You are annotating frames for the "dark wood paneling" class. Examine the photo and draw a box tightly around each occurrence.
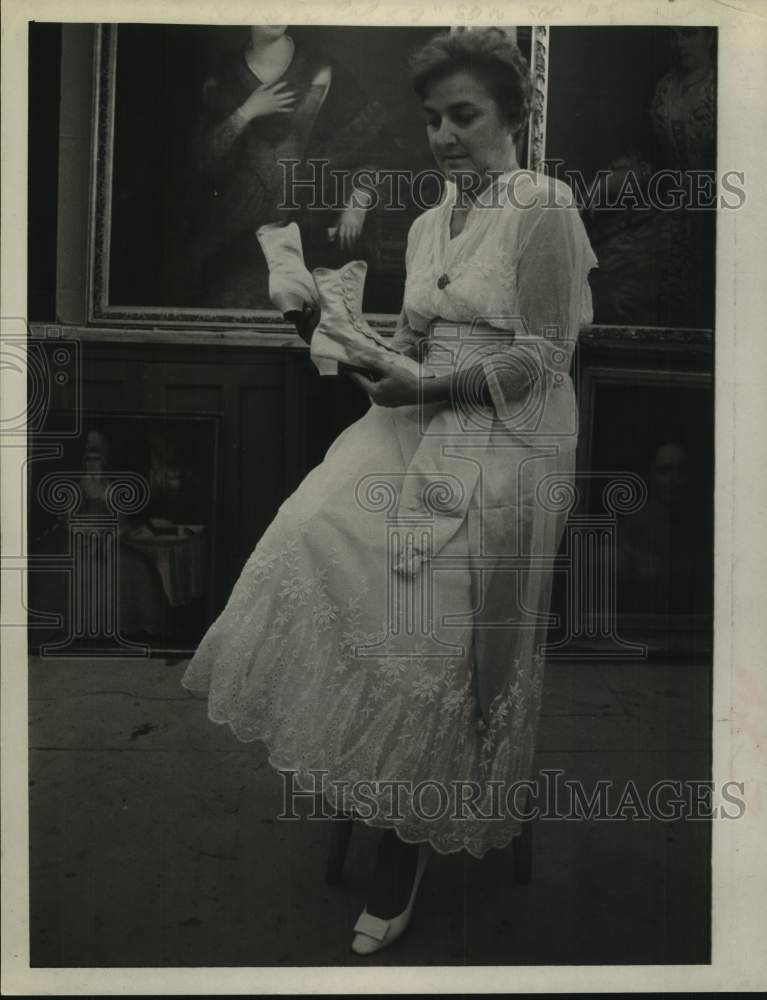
[162,384,223,413]
[30,332,713,650]
[237,386,285,563]
[82,378,136,411]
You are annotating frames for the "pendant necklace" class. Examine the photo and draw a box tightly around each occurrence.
[437,207,463,290]
[436,169,509,291]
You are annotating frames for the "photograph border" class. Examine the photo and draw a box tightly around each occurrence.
[3,0,766,995]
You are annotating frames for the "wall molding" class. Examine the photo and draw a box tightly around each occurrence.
[30,321,714,354]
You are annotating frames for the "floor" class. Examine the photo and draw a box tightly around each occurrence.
[28,654,711,967]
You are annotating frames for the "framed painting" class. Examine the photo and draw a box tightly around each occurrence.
[27,410,221,655]
[545,25,717,331]
[88,24,539,329]
[577,365,713,650]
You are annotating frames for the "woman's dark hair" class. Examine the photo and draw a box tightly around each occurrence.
[409,28,532,136]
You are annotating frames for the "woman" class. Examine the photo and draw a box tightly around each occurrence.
[182,28,597,954]
[173,25,393,308]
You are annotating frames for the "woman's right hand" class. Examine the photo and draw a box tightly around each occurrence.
[237,81,296,124]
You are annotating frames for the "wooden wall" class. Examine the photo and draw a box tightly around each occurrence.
[30,332,372,626]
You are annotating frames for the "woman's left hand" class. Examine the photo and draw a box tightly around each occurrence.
[345,358,421,407]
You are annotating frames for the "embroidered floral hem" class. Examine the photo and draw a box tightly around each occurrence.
[182,403,552,858]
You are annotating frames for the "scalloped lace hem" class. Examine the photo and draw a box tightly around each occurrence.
[182,675,525,861]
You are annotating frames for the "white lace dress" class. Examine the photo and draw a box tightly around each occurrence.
[182,170,598,857]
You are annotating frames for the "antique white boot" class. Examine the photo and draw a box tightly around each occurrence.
[310,261,435,379]
[256,221,320,317]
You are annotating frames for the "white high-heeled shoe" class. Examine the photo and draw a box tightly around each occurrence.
[256,221,319,316]
[351,842,430,956]
[311,261,435,379]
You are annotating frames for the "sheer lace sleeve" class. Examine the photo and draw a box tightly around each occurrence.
[388,215,431,358]
[388,308,423,359]
[478,191,598,423]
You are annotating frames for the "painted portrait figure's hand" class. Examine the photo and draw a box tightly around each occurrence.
[237,81,296,124]
[336,205,368,251]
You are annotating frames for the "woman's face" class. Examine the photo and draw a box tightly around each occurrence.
[422,70,517,188]
[251,25,288,43]
[650,443,689,508]
[674,28,713,71]
[83,431,109,472]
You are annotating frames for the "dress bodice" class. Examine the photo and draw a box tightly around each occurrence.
[402,170,597,342]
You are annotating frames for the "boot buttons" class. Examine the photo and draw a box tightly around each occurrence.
[342,288,366,335]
